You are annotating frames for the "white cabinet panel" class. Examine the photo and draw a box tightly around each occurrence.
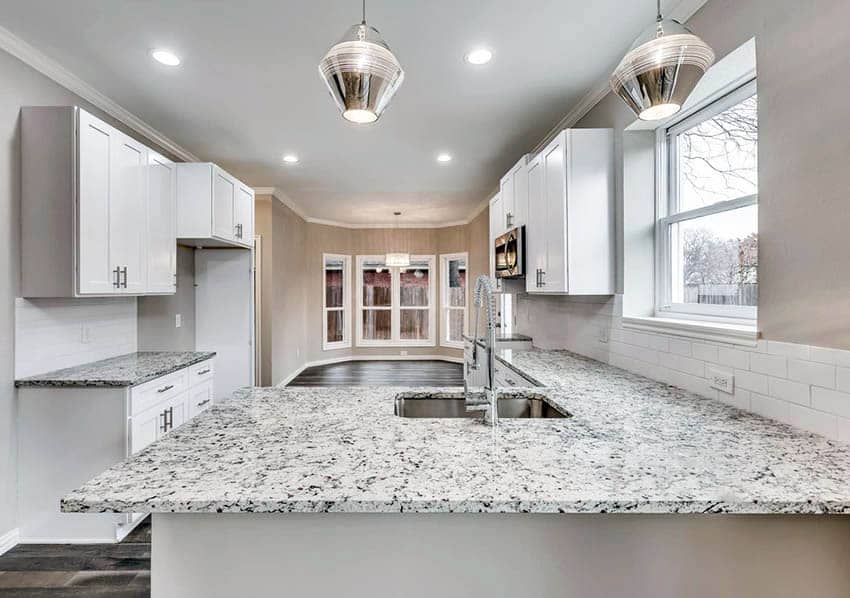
[131,403,164,454]
[188,380,214,418]
[235,185,254,244]
[526,156,546,293]
[542,138,567,293]
[213,169,236,241]
[110,133,148,294]
[147,152,177,293]
[499,155,529,231]
[77,110,114,295]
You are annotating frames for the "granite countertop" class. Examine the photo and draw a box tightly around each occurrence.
[62,349,850,514]
[15,351,216,388]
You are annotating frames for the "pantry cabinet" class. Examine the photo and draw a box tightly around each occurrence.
[21,106,177,297]
[177,162,255,248]
[525,129,615,295]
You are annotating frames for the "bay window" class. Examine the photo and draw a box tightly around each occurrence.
[657,80,758,323]
[440,253,468,348]
[323,254,351,350]
[356,255,435,346]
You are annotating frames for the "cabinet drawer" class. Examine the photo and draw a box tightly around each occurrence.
[188,380,214,418]
[131,369,189,416]
[189,359,214,387]
[130,390,189,454]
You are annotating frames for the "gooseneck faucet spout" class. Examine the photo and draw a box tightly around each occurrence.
[464,275,499,425]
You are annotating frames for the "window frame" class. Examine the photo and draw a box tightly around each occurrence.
[322,253,352,351]
[355,254,436,348]
[655,79,758,324]
[439,252,469,349]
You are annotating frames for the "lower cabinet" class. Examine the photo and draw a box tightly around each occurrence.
[17,358,215,543]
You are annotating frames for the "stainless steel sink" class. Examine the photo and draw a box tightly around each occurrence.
[394,393,569,419]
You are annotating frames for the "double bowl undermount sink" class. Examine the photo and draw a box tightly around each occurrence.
[394,392,569,419]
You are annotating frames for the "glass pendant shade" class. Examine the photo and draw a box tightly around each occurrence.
[318,23,404,124]
[385,253,411,268]
[610,19,715,121]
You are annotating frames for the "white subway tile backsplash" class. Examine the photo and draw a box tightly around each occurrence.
[766,340,811,360]
[691,343,719,363]
[717,347,750,370]
[750,353,788,378]
[15,297,137,378]
[514,295,850,441]
[734,369,769,395]
[811,387,850,419]
[767,377,811,406]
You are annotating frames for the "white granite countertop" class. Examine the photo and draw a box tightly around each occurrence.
[15,351,216,388]
[62,349,850,514]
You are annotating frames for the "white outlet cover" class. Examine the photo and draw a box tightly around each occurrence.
[707,366,735,395]
[175,314,182,328]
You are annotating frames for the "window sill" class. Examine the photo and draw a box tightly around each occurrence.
[621,316,758,347]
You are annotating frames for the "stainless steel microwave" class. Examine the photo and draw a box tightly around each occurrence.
[494,226,525,279]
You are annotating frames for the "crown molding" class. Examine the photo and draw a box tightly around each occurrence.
[531,0,710,155]
[253,187,276,196]
[0,24,200,162]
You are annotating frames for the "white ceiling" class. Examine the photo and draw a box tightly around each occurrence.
[0,1,692,226]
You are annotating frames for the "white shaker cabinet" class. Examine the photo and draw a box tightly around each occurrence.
[499,154,529,231]
[488,192,503,291]
[21,106,177,297]
[525,129,615,295]
[177,163,255,248]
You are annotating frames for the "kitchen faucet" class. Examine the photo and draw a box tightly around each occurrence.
[465,275,498,425]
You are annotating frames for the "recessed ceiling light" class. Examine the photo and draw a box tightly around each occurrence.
[465,48,493,65]
[436,153,452,163]
[283,154,300,164]
[150,49,181,67]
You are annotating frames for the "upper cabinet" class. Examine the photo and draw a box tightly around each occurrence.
[21,107,176,297]
[525,129,615,295]
[498,154,530,234]
[177,163,254,249]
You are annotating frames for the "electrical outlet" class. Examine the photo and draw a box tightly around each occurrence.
[599,327,609,343]
[80,325,91,344]
[707,366,734,394]
[175,314,182,328]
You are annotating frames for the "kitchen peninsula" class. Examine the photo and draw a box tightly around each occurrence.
[63,349,850,598]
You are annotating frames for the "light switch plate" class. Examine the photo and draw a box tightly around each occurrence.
[707,366,734,394]
[175,314,182,328]
[599,327,609,343]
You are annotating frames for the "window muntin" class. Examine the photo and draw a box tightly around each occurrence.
[356,255,435,346]
[658,81,758,322]
[323,254,351,350]
[440,253,468,348]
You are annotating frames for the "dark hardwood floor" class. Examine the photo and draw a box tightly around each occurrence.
[0,518,151,597]
[287,359,464,387]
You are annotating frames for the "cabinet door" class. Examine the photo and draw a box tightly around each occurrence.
[499,174,513,231]
[235,185,254,245]
[147,152,177,293]
[488,194,502,286]
[513,160,529,228]
[131,404,164,454]
[188,380,214,418]
[110,132,149,294]
[167,393,189,431]
[77,110,115,294]
[542,137,568,293]
[525,157,546,293]
[212,168,236,241]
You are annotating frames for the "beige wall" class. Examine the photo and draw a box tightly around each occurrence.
[259,197,489,384]
[137,246,197,351]
[255,196,274,386]
[561,0,850,349]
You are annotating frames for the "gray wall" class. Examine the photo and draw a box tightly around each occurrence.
[0,46,182,539]
[566,0,850,349]
[137,246,197,351]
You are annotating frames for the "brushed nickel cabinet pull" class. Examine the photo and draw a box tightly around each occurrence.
[157,384,174,393]
[197,369,210,376]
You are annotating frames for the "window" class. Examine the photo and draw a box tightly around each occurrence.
[322,254,351,350]
[440,253,468,348]
[657,80,758,323]
[356,255,435,346]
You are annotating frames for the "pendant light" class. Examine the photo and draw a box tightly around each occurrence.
[610,0,715,121]
[385,211,410,268]
[318,0,405,124]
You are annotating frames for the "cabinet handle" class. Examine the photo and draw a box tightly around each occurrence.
[113,267,121,288]
[196,399,211,407]
[235,223,243,239]
[165,407,174,431]
[506,378,517,386]
[540,270,546,287]
[506,212,513,228]
[159,411,168,433]
[120,266,128,289]
[157,384,174,393]
[196,369,211,376]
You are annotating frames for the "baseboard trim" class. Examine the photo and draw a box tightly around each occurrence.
[278,355,464,387]
[0,528,19,555]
